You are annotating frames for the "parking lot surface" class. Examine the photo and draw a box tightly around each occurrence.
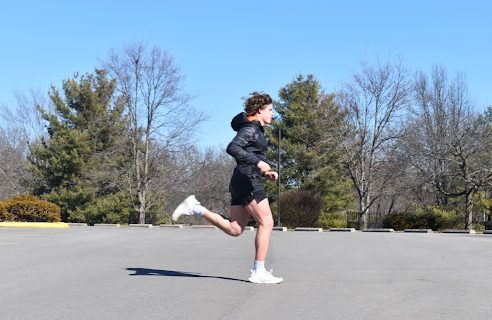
[1,227,491,320]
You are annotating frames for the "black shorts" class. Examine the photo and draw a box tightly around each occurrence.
[229,166,267,206]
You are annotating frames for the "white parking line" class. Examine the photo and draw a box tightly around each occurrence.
[0,237,50,240]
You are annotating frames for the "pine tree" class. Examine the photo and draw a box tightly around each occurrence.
[266,74,353,227]
[28,70,130,222]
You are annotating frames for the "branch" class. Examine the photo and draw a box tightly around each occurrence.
[0,166,19,194]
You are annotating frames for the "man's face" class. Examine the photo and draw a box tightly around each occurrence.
[258,104,273,125]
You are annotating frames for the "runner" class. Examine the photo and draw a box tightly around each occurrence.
[172,91,283,284]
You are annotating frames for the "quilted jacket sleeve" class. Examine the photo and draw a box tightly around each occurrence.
[226,125,261,165]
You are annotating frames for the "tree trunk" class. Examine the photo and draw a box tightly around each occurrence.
[138,131,151,225]
[465,188,474,230]
[359,195,368,230]
[138,189,146,224]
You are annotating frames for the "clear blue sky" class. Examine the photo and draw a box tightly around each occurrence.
[1,0,491,149]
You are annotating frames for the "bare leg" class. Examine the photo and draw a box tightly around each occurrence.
[202,205,249,237]
[244,198,274,261]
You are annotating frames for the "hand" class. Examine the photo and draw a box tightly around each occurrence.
[264,171,278,181]
[257,161,271,173]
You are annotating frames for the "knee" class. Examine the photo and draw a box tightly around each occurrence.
[228,226,244,237]
[258,216,274,229]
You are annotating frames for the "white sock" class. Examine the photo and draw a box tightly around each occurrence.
[192,204,207,216]
[253,260,266,273]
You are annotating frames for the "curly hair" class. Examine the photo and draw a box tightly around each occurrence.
[243,92,273,116]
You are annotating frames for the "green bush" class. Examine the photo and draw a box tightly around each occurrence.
[70,191,133,225]
[0,195,61,222]
[319,211,347,228]
[43,185,95,222]
[145,198,171,225]
[382,213,417,230]
[475,223,485,233]
[383,206,463,231]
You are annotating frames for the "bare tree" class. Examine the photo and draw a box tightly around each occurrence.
[0,126,26,198]
[0,92,49,199]
[188,148,235,215]
[163,146,235,224]
[1,91,50,142]
[370,134,416,218]
[102,42,205,223]
[337,58,412,229]
[411,67,492,229]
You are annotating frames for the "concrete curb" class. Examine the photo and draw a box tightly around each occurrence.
[244,226,255,231]
[68,223,88,227]
[483,230,492,234]
[329,228,357,232]
[159,224,184,229]
[362,228,395,233]
[93,224,121,228]
[272,227,287,232]
[129,224,153,229]
[295,227,323,232]
[404,229,433,233]
[0,222,69,229]
[190,225,217,229]
[442,229,476,234]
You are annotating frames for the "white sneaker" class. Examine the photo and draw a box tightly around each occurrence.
[248,269,283,284]
[172,195,200,221]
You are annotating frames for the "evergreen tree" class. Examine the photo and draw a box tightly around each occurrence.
[266,74,353,227]
[28,70,130,222]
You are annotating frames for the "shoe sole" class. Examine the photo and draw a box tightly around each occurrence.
[248,277,283,284]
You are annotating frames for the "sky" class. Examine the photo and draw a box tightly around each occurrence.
[1,0,491,149]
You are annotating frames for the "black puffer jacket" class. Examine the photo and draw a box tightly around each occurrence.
[226,112,268,169]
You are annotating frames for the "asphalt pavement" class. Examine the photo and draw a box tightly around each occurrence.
[1,227,491,320]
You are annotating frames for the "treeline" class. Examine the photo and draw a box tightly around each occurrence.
[1,44,491,229]
[0,43,233,225]
[266,62,491,231]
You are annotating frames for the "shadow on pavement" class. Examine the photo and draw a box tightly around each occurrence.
[126,267,250,283]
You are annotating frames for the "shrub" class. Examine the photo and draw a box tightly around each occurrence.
[70,191,133,225]
[0,202,15,221]
[382,213,416,230]
[43,186,94,222]
[383,206,463,231]
[0,194,61,222]
[319,211,347,228]
[475,223,485,233]
[279,190,322,228]
[425,206,463,230]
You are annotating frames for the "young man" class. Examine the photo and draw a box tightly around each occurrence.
[172,92,283,284]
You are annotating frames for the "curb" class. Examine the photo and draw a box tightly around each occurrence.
[0,222,69,229]
[160,224,184,229]
[244,226,255,231]
[272,227,287,232]
[404,229,433,233]
[190,225,217,229]
[362,228,395,233]
[484,230,492,234]
[68,223,88,227]
[129,224,153,229]
[295,227,323,232]
[442,229,476,234]
[93,224,121,228]
[330,228,357,232]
